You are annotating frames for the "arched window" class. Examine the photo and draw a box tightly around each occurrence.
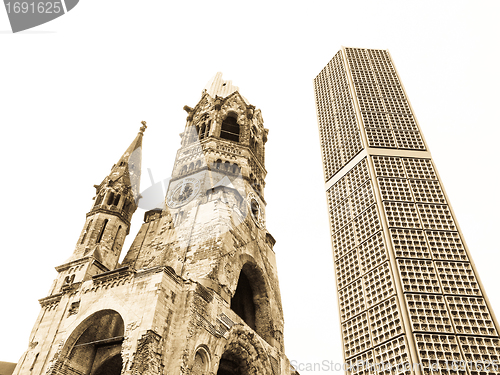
[106,192,115,205]
[206,120,211,137]
[232,164,239,174]
[192,348,210,375]
[59,310,124,375]
[216,345,255,375]
[123,199,131,213]
[189,162,194,172]
[29,353,38,371]
[221,113,240,142]
[215,159,222,170]
[112,226,123,254]
[224,161,230,171]
[217,356,240,375]
[80,219,93,244]
[200,124,206,140]
[231,271,256,330]
[195,160,202,169]
[113,194,121,206]
[97,219,108,243]
[181,165,187,175]
[230,263,273,345]
[95,193,104,206]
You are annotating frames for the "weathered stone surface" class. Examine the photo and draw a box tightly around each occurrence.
[14,76,295,375]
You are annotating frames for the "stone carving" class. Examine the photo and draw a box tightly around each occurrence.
[130,331,163,375]
[28,341,38,349]
[44,340,65,375]
[67,301,80,316]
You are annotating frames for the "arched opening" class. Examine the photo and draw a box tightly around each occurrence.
[96,219,108,244]
[107,192,115,205]
[206,120,211,137]
[230,263,274,345]
[216,348,252,375]
[217,356,241,375]
[215,159,222,170]
[95,193,104,206]
[81,219,93,244]
[215,327,272,375]
[200,124,206,140]
[192,347,210,375]
[123,199,132,213]
[231,271,256,330]
[60,310,124,375]
[112,226,123,254]
[221,113,240,142]
[93,354,122,375]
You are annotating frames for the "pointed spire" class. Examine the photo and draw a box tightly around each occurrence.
[108,121,146,202]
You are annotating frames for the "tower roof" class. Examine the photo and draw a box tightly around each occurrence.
[107,122,146,201]
[204,72,249,104]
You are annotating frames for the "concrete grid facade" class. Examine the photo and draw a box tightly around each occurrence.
[314,47,500,375]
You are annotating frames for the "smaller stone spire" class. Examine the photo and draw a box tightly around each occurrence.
[139,120,147,135]
[107,121,146,202]
[69,122,148,271]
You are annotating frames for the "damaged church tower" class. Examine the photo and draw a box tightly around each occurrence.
[14,74,296,375]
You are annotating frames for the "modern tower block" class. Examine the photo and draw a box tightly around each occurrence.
[314,47,500,375]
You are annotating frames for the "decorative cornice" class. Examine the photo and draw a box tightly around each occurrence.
[55,257,93,272]
[39,293,62,308]
[135,266,183,285]
[92,266,134,283]
[60,281,82,295]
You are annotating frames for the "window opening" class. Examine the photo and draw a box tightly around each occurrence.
[95,193,104,206]
[123,200,131,213]
[63,310,124,375]
[221,115,240,142]
[230,271,256,330]
[29,353,39,371]
[97,219,108,243]
[206,120,211,137]
[112,226,122,254]
[81,219,93,244]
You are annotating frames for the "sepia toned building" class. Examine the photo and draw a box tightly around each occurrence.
[314,47,500,375]
[14,74,296,375]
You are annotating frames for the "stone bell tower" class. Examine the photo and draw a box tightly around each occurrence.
[13,74,297,375]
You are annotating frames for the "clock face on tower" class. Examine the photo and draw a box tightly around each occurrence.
[247,192,265,229]
[166,177,201,208]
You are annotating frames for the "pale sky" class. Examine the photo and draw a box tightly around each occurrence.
[1,1,500,374]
